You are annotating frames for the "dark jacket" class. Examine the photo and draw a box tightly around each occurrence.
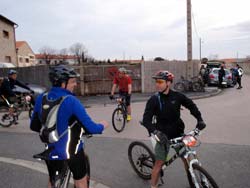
[0,77,31,97]
[143,90,203,139]
[218,68,225,79]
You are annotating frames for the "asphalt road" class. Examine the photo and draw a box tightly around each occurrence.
[0,75,250,188]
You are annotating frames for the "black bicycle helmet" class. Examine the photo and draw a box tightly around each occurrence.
[8,69,17,75]
[49,65,80,86]
[152,70,174,82]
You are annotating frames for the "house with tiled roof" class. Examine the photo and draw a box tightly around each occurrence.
[0,14,18,66]
[35,54,78,65]
[16,41,36,67]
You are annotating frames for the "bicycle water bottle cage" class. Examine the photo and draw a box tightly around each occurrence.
[40,94,68,144]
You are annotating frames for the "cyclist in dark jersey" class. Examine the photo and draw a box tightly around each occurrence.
[30,65,109,188]
[0,69,34,104]
[142,70,206,188]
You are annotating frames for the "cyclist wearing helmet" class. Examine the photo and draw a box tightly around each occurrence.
[30,65,109,188]
[0,69,34,104]
[110,67,132,121]
[142,70,206,188]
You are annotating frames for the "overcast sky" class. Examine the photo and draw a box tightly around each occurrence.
[1,0,250,60]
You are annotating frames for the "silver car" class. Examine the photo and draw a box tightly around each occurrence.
[207,68,233,87]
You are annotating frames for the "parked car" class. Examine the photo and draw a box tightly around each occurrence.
[203,62,224,84]
[13,83,47,99]
[207,68,233,87]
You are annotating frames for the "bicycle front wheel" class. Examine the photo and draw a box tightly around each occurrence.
[174,82,185,92]
[112,107,126,132]
[190,163,219,188]
[128,141,155,180]
[0,106,14,127]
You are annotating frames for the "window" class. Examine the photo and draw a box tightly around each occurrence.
[3,30,9,39]
[25,58,29,63]
[5,56,11,62]
[19,57,23,63]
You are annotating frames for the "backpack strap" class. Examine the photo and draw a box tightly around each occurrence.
[154,92,163,111]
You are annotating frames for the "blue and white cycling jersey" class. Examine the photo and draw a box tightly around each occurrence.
[30,87,104,160]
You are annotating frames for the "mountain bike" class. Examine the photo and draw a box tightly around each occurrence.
[0,93,33,127]
[33,135,91,188]
[174,76,205,92]
[111,96,128,132]
[128,126,219,188]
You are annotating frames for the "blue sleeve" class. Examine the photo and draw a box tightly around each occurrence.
[70,97,104,134]
[30,94,43,131]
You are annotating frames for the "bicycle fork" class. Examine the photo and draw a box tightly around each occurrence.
[185,151,209,188]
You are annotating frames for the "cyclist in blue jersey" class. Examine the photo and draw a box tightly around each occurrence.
[30,65,109,188]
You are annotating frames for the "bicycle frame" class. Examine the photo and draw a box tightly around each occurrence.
[115,97,128,116]
[150,135,200,169]
[128,128,219,188]
[0,93,33,127]
[149,130,204,186]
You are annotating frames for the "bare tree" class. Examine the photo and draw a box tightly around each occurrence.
[39,46,57,64]
[59,48,69,62]
[70,43,88,65]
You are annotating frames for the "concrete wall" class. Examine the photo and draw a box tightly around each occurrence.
[0,60,203,95]
[0,20,17,64]
[142,60,199,93]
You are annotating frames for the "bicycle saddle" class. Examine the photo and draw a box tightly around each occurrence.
[33,147,54,160]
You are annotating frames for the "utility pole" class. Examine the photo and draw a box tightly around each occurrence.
[186,0,193,79]
[199,37,202,61]
[187,0,192,61]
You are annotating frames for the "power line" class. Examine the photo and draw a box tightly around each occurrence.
[191,5,200,39]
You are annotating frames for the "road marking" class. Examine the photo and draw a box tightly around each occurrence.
[0,157,110,188]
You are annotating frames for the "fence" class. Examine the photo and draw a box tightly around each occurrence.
[142,60,200,93]
[4,60,249,95]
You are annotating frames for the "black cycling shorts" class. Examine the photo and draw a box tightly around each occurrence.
[119,91,131,106]
[46,149,87,181]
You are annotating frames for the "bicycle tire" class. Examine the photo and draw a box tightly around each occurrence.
[190,163,219,188]
[112,107,126,132]
[174,82,185,92]
[192,82,202,92]
[128,141,155,180]
[0,106,14,127]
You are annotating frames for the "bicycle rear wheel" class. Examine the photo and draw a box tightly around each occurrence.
[192,82,203,92]
[128,141,155,180]
[0,106,14,127]
[190,163,219,188]
[112,107,126,132]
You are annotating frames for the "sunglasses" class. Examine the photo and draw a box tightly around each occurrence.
[155,79,166,84]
